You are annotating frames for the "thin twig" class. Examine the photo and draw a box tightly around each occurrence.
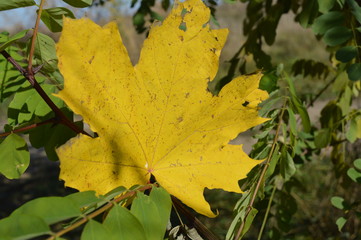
[47,185,153,240]
[27,0,46,72]
[307,76,337,108]
[234,100,287,240]
[0,50,89,136]
[0,118,57,138]
[257,183,276,240]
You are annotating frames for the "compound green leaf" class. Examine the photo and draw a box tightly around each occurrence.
[0,133,29,179]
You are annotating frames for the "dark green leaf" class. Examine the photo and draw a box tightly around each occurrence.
[81,220,112,240]
[131,192,163,240]
[29,117,80,161]
[104,205,146,240]
[287,107,297,136]
[0,133,29,179]
[239,207,258,238]
[41,8,75,32]
[0,214,50,239]
[315,128,331,148]
[312,11,345,35]
[296,0,319,27]
[318,0,336,13]
[347,0,361,24]
[284,73,311,132]
[347,63,361,81]
[336,217,347,231]
[323,26,352,46]
[0,0,35,11]
[259,72,278,93]
[280,146,296,180]
[62,0,92,8]
[336,46,358,62]
[11,197,81,224]
[0,30,29,51]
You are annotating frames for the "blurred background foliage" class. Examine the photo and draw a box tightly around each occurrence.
[0,0,361,239]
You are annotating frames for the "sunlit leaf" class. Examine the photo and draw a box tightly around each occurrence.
[56,0,268,217]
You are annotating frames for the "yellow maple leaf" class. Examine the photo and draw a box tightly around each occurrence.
[56,0,268,217]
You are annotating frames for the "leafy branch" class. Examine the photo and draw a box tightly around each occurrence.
[234,100,287,240]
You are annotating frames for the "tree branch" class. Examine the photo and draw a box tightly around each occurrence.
[0,118,57,138]
[0,50,89,136]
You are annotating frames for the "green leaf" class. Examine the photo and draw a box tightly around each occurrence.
[287,107,297,136]
[103,205,146,240]
[0,133,29,179]
[65,191,99,209]
[336,46,358,63]
[11,197,81,224]
[331,196,347,210]
[347,63,361,81]
[29,116,80,161]
[81,220,112,240]
[323,26,352,46]
[0,214,50,239]
[337,85,352,115]
[346,0,361,24]
[32,33,58,72]
[41,8,75,32]
[0,30,29,51]
[312,11,345,35]
[265,145,280,179]
[131,192,164,240]
[347,168,361,183]
[239,207,258,239]
[8,83,64,125]
[0,0,35,11]
[296,0,319,27]
[62,0,92,8]
[346,118,358,143]
[318,0,336,13]
[353,158,361,170]
[315,128,331,148]
[149,186,172,234]
[336,217,347,231]
[280,146,296,180]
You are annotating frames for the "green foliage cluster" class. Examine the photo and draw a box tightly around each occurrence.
[0,0,361,239]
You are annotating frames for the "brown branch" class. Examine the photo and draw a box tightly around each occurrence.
[0,50,89,136]
[47,185,154,240]
[27,0,45,71]
[0,118,57,138]
[234,100,287,240]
